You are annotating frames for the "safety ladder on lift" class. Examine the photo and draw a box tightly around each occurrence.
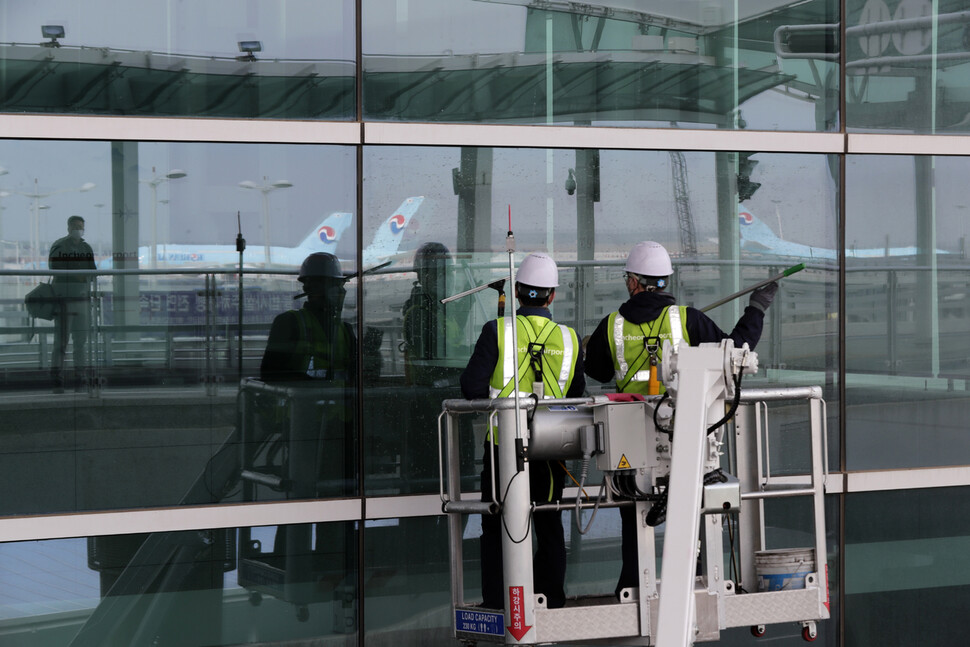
[438,340,829,646]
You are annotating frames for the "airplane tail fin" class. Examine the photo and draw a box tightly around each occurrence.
[362,196,424,266]
[298,211,353,251]
[738,206,782,253]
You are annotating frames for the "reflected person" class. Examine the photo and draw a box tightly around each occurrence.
[49,215,96,393]
[260,252,357,497]
[583,240,777,598]
[261,252,354,385]
[402,241,459,385]
[401,242,471,492]
[260,252,356,562]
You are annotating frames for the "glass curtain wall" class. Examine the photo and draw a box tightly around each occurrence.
[845,487,970,645]
[362,0,839,131]
[0,522,359,647]
[0,0,356,119]
[845,154,970,470]
[845,0,970,134]
[1,1,969,646]
[361,145,840,497]
[0,140,358,514]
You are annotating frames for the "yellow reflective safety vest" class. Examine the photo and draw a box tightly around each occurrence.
[488,314,579,400]
[291,308,353,382]
[608,305,690,394]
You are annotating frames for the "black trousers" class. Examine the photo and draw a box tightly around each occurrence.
[616,504,640,596]
[480,441,566,609]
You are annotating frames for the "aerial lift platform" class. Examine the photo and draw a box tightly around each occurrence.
[439,340,829,646]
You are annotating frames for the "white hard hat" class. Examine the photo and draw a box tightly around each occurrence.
[516,252,559,288]
[625,241,673,277]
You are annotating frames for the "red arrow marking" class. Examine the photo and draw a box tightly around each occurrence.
[507,585,532,641]
[824,564,830,612]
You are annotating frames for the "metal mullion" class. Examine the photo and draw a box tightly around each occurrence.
[0,114,361,145]
[364,121,845,153]
[0,498,363,543]
[4,114,967,158]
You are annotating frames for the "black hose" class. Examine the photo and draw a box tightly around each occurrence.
[706,370,744,435]
[654,391,673,437]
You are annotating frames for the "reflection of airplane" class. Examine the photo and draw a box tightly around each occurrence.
[362,196,424,267]
[98,197,423,269]
[739,207,945,259]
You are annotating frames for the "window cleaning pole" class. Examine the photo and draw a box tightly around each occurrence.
[700,263,804,313]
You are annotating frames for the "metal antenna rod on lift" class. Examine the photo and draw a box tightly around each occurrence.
[236,211,246,382]
[699,263,805,313]
[506,205,523,442]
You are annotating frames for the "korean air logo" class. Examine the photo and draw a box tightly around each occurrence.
[389,214,406,234]
[739,210,754,226]
[318,225,337,244]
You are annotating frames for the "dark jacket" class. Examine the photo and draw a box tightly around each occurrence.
[260,301,356,383]
[584,290,764,384]
[49,235,95,298]
[460,306,586,399]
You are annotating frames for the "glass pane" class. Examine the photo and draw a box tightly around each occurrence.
[0,1,355,119]
[846,0,970,134]
[363,516,457,644]
[360,145,839,489]
[362,0,839,131]
[716,495,840,647]
[0,522,357,646]
[845,154,970,470]
[846,488,970,644]
[0,139,359,513]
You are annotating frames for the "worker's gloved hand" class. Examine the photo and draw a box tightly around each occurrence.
[749,281,778,312]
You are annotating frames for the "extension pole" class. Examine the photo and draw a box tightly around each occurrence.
[700,263,805,313]
[236,211,246,383]
[439,276,510,305]
[506,205,522,442]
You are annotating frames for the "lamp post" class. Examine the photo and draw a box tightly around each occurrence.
[141,168,187,269]
[13,179,96,265]
[238,178,293,266]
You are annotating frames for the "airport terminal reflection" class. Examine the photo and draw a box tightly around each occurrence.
[3,142,969,645]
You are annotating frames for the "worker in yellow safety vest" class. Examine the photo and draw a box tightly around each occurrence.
[460,251,585,610]
[584,240,778,597]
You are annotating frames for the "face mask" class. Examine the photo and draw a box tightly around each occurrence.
[325,283,347,312]
[69,229,84,240]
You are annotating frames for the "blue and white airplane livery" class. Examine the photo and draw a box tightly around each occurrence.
[99,196,423,270]
[739,206,942,259]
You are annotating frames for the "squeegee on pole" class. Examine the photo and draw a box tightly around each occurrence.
[700,263,805,313]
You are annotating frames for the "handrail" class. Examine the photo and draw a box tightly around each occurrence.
[442,386,822,414]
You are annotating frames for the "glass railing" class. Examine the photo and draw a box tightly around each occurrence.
[2,268,311,394]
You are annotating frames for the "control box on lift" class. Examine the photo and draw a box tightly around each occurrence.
[593,401,653,472]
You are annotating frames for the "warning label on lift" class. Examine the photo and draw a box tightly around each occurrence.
[616,454,631,469]
[455,609,504,637]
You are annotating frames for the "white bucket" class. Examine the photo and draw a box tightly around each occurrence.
[755,548,815,592]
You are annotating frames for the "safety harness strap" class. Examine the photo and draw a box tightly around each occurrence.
[497,316,564,398]
[613,307,681,391]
